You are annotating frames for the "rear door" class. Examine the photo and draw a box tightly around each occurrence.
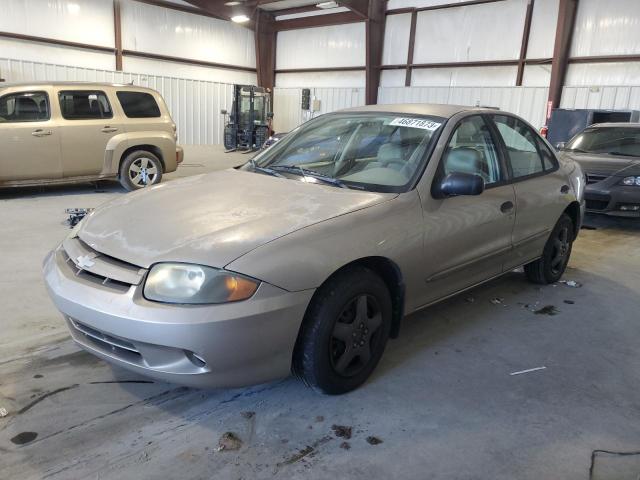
[489,114,570,269]
[0,89,61,182]
[418,115,516,305]
[56,89,120,177]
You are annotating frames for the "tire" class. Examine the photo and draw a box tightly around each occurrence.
[293,266,392,395]
[119,150,163,191]
[524,213,574,284]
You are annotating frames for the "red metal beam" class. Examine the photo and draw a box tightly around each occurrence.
[386,0,506,15]
[366,0,385,104]
[0,31,115,53]
[113,0,123,71]
[405,10,417,86]
[181,0,256,28]
[337,0,369,19]
[275,66,365,73]
[547,0,578,117]
[122,50,257,72]
[515,0,535,86]
[275,11,363,30]
[133,0,230,21]
[255,10,277,90]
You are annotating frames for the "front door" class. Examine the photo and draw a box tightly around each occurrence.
[418,115,516,306]
[56,89,119,177]
[0,90,61,182]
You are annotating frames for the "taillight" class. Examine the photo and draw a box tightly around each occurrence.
[540,126,548,138]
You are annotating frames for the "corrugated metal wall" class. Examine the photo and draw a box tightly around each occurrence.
[561,85,640,110]
[1,57,234,145]
[272,87,365,132]
[378,86,550,128]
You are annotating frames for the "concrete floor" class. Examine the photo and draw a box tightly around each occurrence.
[1,146,639,479]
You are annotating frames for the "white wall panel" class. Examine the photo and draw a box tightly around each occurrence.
[527,0,559,59]
[1,57,235,145]
[413,0,527,63]
[380,69,407,87]
[382,14,412,66]
[571,0,640,57]
[273,87,365,132]
[561,85,640,111]
[521,64,552,87]
[276,24,366,69]
[123,57,256,85]
[378,86,549,128]
[0,0,114,47]
[121,0,255,68]
[0,38,116,71]
[275,71,365,88]
[411,66,518,87]
[565,62,640,86]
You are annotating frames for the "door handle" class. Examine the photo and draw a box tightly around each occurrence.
[101,126,118,133]
[500,201,514,213]
[560,185,570,194]
[31,129,52,137]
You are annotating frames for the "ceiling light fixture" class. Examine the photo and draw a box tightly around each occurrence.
[225,1,242,5]
[316,1,338,8]
[231,14,250,23]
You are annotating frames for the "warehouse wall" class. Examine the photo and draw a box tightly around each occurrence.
[0,0,256,85]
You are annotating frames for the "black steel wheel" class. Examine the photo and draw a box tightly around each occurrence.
[293,266,392,395]
[525,213,574,284]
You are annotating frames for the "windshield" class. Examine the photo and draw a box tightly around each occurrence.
[245,112,445,192]
[566,127,640,157]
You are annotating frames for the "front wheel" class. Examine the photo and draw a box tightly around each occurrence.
[119,150,163,191]
[293,266,392,395]
[524,213,574,284]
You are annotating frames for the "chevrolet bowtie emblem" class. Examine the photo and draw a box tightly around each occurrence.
[77,255,96,269]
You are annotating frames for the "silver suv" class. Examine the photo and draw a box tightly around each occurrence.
[0,82,183,190]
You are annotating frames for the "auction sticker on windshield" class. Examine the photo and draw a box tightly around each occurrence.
[389,117,442,130]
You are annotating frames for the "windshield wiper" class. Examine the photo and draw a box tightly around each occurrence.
[607,151,639,158]
[248,158,285,178]
[270,165,350,189]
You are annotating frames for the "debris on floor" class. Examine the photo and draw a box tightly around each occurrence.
[340,441,351,450]
[0,407,8,418]
[331,425,352,439]
[510,366,547,376]
[215,432,242,452]
[564,300,575,305]
[65,208,94,228]
[534,305,559,316]
[10,432,38,445]
[559,280,582,288]
[490,297,505,305]
[366,436,383,445]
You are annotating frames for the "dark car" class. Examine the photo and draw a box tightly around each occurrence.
[559,123,640,217]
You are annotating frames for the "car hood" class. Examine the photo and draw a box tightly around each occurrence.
[78,169,395,269]
[561,152,640,176]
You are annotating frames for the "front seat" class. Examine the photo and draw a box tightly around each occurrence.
[366,143,404,170]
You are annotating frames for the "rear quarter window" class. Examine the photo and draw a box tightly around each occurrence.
[116,91,161,118]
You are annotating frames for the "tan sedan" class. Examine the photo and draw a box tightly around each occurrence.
[43,104,585,394]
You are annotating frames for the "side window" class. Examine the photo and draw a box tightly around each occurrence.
[441,116,502,186]
[59,91,113,120]
[0,91,50,123]
[493,115,545,179]
[536,137,559,171]
[116,91,161,118]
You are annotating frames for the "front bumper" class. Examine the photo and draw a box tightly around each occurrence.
[585,183,640,217]
[43,248,314,388]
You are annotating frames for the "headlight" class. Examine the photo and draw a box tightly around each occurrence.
[144,263,259,304]
[621,176,640,186]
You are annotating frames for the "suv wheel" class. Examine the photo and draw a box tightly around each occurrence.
[293,266,392,395]
[119,150,163,191]
[524,213,574,284]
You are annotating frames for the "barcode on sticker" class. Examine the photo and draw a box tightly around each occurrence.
[389,118,441,130]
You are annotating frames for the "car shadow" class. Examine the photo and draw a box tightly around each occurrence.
[0,180,126,200]
[583,212,640,232]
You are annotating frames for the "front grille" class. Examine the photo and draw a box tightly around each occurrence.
[586,173,608,184]
[586,199,609,210]
[61,236,146,291]
[70,319,143,364]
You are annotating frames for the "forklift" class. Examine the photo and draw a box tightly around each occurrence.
[221,85,273,152]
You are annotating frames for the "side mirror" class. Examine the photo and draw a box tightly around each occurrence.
[439,172,485,197]
[555,142,566,151]
[267,112,274,119]
[220,109,227,115]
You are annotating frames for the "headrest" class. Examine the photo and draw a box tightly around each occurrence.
[444,147,482,176]
[377,143,402,163]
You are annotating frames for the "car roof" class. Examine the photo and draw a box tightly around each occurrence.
[588,122,640,128]
[0,81,157,92]
[337,103,500,119]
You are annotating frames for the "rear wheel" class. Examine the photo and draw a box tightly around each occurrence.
[119,150,163,191]
[293,266,392,395]
[524,213,574,284]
